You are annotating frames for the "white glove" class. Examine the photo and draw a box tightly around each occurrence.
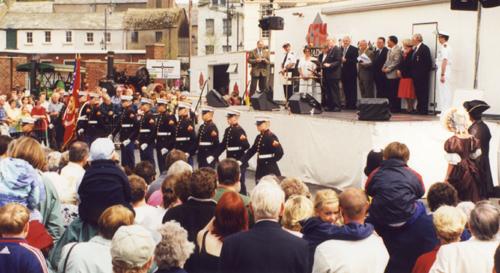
[237,160,242,166]
[185,153,190,158]
[140,143,148,151]
[207,156,215,164]
[122,139,131,146]
[49,124,54,129]
[161,148,168,155]
[108,134,113,140]
[78,128,84,135]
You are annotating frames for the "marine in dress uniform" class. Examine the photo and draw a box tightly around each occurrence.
[437,31,453,113]
[137,98,156,166]
[100,96,117,136]
[240,116,284,181]
[112,95,138,170]
[76,91,90,142]
[174,102,197,166]
[86,92,106,145]
[155,98,177,173]
[216,109,250,194]
[197,106,220,169]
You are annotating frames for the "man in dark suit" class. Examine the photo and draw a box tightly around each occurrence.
[219,181,309,273]
[373,37,389,99]
[410,33,433,115]
[341,36,359,110]
[320,38,343,112]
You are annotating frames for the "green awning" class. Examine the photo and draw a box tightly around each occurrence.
[16,62,55,73]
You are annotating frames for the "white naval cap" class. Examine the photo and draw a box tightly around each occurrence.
[226,109,241,117]
[140,98,153,105]
[78,91,88,97]
[178,101,192,109]
[156,98,168,105]
[438,31,450,37]
[21,117,36,124]
[255,115,271,125]
[121,95,133,101]
[201,106,215,114]
[89,92,100,98]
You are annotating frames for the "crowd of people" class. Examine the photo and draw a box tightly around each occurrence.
[269,32,451,114]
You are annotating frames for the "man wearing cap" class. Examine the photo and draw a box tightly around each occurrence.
[437,31,453,112]
[112,95,139,170]
[216,109,250,194]
[76,91,90,142]
[137,98,156,166]
[464,100,493,199]
[240,116,284,181]
[20,117,37,139]
[111,225,155,273]
[197,106,220,168]
[281,42,298,100]
[100,94,118,136]
[86,93,106,145]
[155,98,177,173]
[174,102,197,165]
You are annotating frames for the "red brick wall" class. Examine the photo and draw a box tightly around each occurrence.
[146,44,166,60]
[0,56,28,95]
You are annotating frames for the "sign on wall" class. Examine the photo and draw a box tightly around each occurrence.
[146,59,181,79]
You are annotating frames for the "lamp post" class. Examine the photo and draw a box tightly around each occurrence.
[226,2,236,52]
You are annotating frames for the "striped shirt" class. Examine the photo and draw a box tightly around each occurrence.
[0,237,49,273]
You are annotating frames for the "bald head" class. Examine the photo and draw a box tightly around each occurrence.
[359,40,368,51]
[339,188,369,223]
[257,39,265,49]
[342,36,352,47]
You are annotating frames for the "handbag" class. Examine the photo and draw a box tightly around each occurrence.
[62,242,79,273]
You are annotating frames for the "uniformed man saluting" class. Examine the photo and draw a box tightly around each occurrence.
[155,98,177,173]
[137,98,156,166]
[240,115,284,182]
[197,106,220,169]
[216,109,250,194]
[112,95,138,170]
[174,102,197,166]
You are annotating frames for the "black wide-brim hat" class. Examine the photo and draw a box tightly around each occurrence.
[463,100,490,117]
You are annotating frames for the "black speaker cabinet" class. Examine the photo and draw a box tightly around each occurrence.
[268,16,284,30]
[289,93,322,114]
[206,89,229,108]
[451,0,479,10]
[481,0,500,8]
[358,98,391,121]
[251,92,279,111]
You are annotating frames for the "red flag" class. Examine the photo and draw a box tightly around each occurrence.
[62,55,81,149]
[198,72,205,89]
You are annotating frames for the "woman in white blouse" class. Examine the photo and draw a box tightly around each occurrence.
[298,46,320,102]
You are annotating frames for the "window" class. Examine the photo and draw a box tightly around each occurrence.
[64,59,75,66]
[26,32,33,44]
[44,31,51,43]
[205,45,214,55]
[65,31,72,43]
[206,19,214,36]
[223,19,232,36]
[155,31,163,43]
[220,0,226,6]
[86,32,94,43]
[222,45,231,53]
[131,31,139,43]
[261,29,270,38]
[156,0,162,8]
[105,32,111,43]
[211,0,218,5]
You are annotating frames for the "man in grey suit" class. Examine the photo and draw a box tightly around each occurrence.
[248,39,271,97]
[382,35,402,113]
[358,40,375,98]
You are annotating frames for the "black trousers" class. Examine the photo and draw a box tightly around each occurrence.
[342,74,358,109]
[249,75,268,97]
[283,84,294,101]
[387,79,401,113]
[414,76,430,114]
[374,75,388,99]
[323,78,341,110]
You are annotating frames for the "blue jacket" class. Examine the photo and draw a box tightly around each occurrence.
[0,237,48,273]
[365,158,425,225]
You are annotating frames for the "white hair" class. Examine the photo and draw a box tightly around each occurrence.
[166,160,193,177]
[155,221,195,270]
[46,151,62,172]
[251,180,285,220]
[456,201,475,221]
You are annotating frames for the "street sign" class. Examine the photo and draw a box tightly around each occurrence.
[146,59,181,79]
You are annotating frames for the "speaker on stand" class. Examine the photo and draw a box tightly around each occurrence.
[251,92,279,111]
[206,89,229,108]
[451,0,479,10]
[288,93,322,114]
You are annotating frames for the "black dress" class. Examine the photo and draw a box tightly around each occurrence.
[192,230,219,273]
[469,120,494,199]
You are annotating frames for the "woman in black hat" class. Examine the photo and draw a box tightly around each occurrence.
[464,100,493,199]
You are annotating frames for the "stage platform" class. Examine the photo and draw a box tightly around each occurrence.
[210,106,500,191]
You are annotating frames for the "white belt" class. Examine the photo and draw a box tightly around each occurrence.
[176,137,190,141]
[88,120,97,124]
[258,154,274,159]
[157,132,172,136]
[199,142,213,146]
[227,146,241,151]
[78,116,87,121]
[122,124,133,128]
[140,129,151,133]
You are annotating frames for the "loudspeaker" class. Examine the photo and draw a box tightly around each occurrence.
[481,0,500,8]
[99,80,116,97]
[451,0,479,10]
[358,98,391,121]
[258,16,284,30]
[206,89,229,108]
[251,92,279,111]
[289,93,322,114]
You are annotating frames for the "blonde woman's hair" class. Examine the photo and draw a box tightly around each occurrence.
[442,108,471,134]
[8,136,46,170]
[0,203,30,234]
[281,195,314,231]
[433,205,467,244]
[98,205,135,240]
[314,189,339,212]
[402,39,414,48]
